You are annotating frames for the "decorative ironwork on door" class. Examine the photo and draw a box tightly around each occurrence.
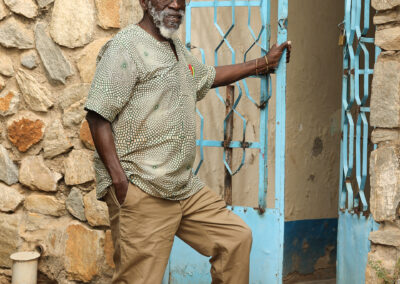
[337,0,379,283]
[162,0,289,283]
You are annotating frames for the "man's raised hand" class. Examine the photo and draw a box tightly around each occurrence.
[265,41,292,72]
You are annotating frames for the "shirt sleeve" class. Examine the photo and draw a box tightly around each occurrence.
[184,49,216,102]
[84,40,138,122]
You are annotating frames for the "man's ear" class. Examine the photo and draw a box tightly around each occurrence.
[139,0,148,11]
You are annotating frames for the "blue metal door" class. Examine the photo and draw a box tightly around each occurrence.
[161,0,289,283]
[337,0,379,283]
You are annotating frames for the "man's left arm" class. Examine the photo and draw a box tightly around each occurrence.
[212,41,291,88]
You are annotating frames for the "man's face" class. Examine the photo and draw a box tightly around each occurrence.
[147,0,185,39]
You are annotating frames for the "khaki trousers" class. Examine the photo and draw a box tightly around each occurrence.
[104,183,252,284]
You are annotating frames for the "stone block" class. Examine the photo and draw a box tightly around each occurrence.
[64,223,102,282]
[372,0,400,10]
[0,145,18,185]
[22,211,57,232]
[376,26,400,51]
[4,0,38,19]
[95,0,121,29]
[371,53,400,127]
[18,214,72,280]
[374,7,400,24]
[19,155,61,192]
[0,17,34,49]
[15,69,53,112]
[366,245,400,284]
[0,183,23,212]
[66,187,86,221]
[83,189,109,227]
[77,37,111,83]
[0,53,14,77]
[35,22,73,84]
[370,145,400,221]
[7,114,45,152]
[80,120,95,150]
[0,213,20,268]
[42,119,72,158]
[50,0,95,48]
[58,83,90,111]
[120,0,143,28]
[64,149,95,185]
[369,227,400,247]
[0,90,19,117]
[58,84,90,128]
[0,0,9,20]
[25,194,66,216]
[62,98,86,128]
[36,0,53,8]
[371,128,400,144]
[20,50,38,70]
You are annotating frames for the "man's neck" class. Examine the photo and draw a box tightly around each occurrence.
[138,14,171,43]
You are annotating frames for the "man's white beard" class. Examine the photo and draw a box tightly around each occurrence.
[147,1,185,39]
[159,26,177,39]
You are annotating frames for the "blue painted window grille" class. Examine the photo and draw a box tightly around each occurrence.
[186,0,288,211]
[337,1,380,284]
[339,0,380,214]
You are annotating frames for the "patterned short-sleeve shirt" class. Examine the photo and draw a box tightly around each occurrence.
[84,24,216,200]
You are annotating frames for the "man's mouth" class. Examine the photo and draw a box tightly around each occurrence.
[165,14,182,23]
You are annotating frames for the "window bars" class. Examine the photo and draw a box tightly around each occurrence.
[339,0,380,214]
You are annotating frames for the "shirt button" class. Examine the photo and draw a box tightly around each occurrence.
[186,166,191,170]
[129,174,134,179]
[154,104,159,110]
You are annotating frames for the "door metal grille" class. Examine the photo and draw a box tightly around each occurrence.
[337,0,380,283]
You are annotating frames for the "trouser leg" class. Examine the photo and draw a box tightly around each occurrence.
[105,183,181,284]
[176,186,253,284]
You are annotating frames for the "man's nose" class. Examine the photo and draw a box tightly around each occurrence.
[168,0,184,10]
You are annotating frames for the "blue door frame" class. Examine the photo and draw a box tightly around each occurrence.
[162,0,288,283]
[337,0,380,283]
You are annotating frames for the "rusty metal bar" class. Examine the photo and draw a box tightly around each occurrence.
[224,85,234,205]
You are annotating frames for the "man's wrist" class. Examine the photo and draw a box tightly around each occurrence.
[109,167,127,184]
[254,56,269,76]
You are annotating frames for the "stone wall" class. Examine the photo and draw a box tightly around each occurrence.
[0,0,143,283]
[366,1,400,283]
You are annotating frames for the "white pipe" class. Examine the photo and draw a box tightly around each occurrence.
[10,251,40,284]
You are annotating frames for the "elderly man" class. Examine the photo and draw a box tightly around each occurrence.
[85,0,291,282]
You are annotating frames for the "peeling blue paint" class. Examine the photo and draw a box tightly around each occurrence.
[283,218,338,276]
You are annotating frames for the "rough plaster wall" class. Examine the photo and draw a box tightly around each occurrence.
[285,0,343,220]
[188,0,343,220]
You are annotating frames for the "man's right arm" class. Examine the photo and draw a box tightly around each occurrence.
[86,110,128,205]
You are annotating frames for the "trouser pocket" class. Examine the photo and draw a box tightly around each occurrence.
[109,186,122,208]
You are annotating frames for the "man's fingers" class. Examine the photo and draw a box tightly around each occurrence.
[276,41,292,52]
[277,41,289,51]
